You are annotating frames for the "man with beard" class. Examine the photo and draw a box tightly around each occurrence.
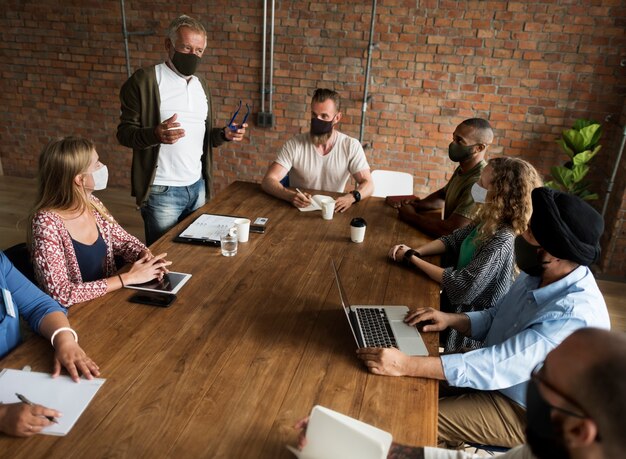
[389,118,493,237]
[117,15,247,245]
[356,188,610,448]
[297,328,626,459]
[261,88,373,212]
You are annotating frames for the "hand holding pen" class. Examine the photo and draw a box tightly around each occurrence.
[293,188,312,208]
[0,393,61,436]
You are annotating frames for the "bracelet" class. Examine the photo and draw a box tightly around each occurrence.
[403,249,421,265]
[50,327,78,348]
[118,274,125,287]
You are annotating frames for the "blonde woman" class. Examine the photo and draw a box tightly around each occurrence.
[389,157,542,352]
[30,137,170,307]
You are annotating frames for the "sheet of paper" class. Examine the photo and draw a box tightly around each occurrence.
[0,369,106,436]
[178,214,238,240]
[298,195,332,212]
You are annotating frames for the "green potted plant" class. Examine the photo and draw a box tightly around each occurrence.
[546,119,602,200]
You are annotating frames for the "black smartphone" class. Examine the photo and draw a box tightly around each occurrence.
[128,291,176,308]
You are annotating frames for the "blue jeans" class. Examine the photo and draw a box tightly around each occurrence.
[141,177,206,245]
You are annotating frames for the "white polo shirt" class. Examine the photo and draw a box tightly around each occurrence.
[154,62,208,186]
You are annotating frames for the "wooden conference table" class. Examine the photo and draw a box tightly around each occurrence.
[0,181,440,457]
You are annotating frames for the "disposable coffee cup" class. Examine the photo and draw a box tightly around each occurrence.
[350,217,367,243]
[233,218,251,242]
[321,198,336,220]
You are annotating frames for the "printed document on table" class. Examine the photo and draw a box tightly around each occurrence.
[0,369,106,436]
[178,214,239,240]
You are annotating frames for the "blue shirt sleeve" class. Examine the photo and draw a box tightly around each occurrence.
[1,252,66,335]
[441,317,587,401]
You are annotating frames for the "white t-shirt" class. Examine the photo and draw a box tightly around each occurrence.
[154,63,208,186]
[275,131,369,192]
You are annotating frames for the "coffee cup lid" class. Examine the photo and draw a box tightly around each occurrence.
[350,217,367,227]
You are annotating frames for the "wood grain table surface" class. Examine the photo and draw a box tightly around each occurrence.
[0,181,440,458]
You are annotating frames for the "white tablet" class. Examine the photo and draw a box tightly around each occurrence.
[125,272,192,295]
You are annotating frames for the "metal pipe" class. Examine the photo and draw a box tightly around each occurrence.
[120,0,131,78]
[261,0,267,113]
[602,122,626,218]
[359,0,377,143]
[268,0,275,112]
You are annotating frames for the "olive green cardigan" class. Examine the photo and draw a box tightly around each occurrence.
[116,65,225,206]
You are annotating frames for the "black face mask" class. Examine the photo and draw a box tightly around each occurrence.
[171,51,201,76]
[526,379,570,459]
[310,116,335,136]
[514,235,546,277]
[448,142,475,162]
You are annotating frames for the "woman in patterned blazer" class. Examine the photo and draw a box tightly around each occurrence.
[29,136,171,307]
[389,157,542,352]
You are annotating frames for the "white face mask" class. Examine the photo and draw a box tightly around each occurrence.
[471,181,488,204]
[91,165,109,191]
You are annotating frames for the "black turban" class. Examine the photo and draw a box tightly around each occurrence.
[530,187,604,266]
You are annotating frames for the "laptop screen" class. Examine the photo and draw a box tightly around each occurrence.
[331,260,360,347]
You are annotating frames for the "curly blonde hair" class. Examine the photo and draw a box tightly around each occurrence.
[475,157,542,243]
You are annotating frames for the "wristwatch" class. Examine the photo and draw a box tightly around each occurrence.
[351,190,361,203]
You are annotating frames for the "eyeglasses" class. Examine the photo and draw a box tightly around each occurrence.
[228,100,250,131]
[531,361,587,419]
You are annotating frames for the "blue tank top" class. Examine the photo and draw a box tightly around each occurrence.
[71,228,107,282]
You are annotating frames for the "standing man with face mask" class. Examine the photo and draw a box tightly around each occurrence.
[261,88,373,212]
[357,187,610,448]
[391,118,493,237]
[117,15,247,246]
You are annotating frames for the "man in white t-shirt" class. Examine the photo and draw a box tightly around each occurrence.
[117,15,247,245]
[261,89,373,212]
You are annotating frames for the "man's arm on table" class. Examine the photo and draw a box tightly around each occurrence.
[261,162,311,208]
[398,206,471,238]
[335,169,374,212]
[357,310,471,377]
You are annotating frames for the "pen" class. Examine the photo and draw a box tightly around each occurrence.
[295,188,310,201]
[15,393,58,423]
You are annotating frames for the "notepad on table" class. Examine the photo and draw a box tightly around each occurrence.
[298,195,334,212]
[0,369,106,436]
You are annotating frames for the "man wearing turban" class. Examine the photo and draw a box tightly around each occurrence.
[356,188,611,448]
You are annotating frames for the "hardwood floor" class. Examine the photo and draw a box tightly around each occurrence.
[1,175,624,331]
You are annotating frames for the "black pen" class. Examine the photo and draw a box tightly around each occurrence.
[15,393,58,423]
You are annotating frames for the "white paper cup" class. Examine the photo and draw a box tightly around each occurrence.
[321,198,336,220]
[233,218,251,243]
[350,217,367,243]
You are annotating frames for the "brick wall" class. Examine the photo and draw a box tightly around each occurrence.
[1,0,625,276]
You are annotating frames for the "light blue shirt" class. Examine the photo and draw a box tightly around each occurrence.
[0,252,66,359]
[441,266,610,407]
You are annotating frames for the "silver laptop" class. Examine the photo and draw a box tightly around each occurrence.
[331,260,428,356]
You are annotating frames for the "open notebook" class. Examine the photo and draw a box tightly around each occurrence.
[287,405,392,459]
[298,195,333,212]
[0,369,106,436]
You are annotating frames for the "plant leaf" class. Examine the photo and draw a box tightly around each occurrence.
[551,166,574,188]
[571,164,589,182]
[556,138,575,158]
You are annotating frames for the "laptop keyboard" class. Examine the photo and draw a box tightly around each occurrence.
[356,308,398,348]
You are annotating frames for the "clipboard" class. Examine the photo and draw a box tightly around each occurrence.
[174,213,245,246]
